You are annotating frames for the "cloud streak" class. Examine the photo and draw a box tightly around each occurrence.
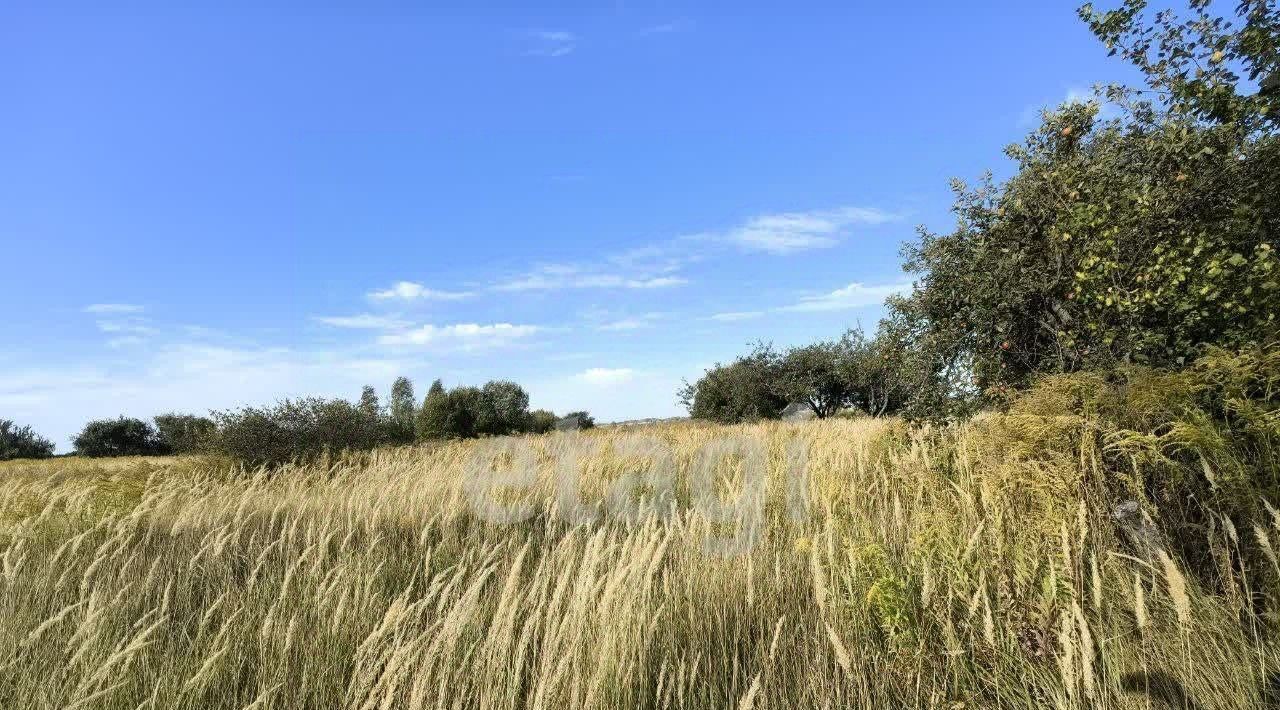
[368,281,474,302]
[721,207,899,254]
[575,367,637,386]
[314,314,412,330]
[524,30,576,57]
[377,323,541,349]
[84,303,144,314]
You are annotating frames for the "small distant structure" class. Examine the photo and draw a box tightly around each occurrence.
[554,411,595,431]
[781,402,815,422]
[554,415,582,431]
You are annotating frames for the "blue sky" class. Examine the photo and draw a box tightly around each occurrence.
[1,1,1141,449]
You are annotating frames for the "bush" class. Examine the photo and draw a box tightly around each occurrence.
[211,398,385,467]
[73,417,167,457]
[416,380,450,440]
[679,344,787,424]
[526,409,558,435]
[0,420,55,460]
[1005,345,1280,593]
[560,411,595,430]
[477,380,531,436]
[438,387,482,439]
[153,413,216,454]
[416,379,550,439]
[776,340,851,419]
[386,377,417,444]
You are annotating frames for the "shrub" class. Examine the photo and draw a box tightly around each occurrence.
[416,379,450,440]
[73,417,167,457]
[882,0,1280,421]
[477,380,531,436]
[439,387,482,439]
[560,411,595,430]
[417,379,547,439]
[211,397,385,467]
[386,377,417,444]
[679,344,787,424]
[526,409,558,435]
[1006,345,1280,593]
[776,340,851,419]
[153,413,216,454]
[0,420,55,460]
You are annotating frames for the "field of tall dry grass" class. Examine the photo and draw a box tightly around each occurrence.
[2,416,1277,709]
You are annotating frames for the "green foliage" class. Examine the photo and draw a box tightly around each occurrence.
[837,328,913,417]
[1009,345,1280,589]
[681,330,912,422]
[560,411,596,430]
[776,340,851,418]
[1080,0,1280,132]
[527,409,559,434]
[476,380,532,436]
[386,376,417,444]
[210,398,386,467]
[358,386,381,418]
[439,386,482,439]
[0,420,55,460]
[73,417,167,458]
[416,379,450,440]
[877,2,1280,421]
[153,413,216,454]
[415,379,576,439]
[679,344,788,424]
[898,103,1277,400]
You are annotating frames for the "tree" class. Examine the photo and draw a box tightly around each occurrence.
[441,386,482,439]
[417,379,450,440]
[679,344,788,423]
[387,376,416,444]
[359,386,381,418]
[775,339,852,418]
[837,329,912,417]
[477,380,531,436]
[0,420,55,460]
[560,411,596,430]
[1080,0,1280,132]
[73,417,167,457]
[211,397,385,467]
[527,409,559,434]
[876,2,1280,421]
[153,413,216,454]
[889,100,1277,417]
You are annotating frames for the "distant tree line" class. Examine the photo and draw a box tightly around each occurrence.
[49,376,594,467]
[679,328,911,423]
[0,420,56,461]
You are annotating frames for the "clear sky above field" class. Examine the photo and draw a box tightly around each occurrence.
[1,1,1141,448]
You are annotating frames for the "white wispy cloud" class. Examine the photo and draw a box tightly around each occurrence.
[84,303,144,314]
[314,314,412,330]
[377,323,541,349]
[597,312,665,331]
[368,281,474,302]
[780,281,913,312]
[95,320,157,336]
[722,207,899,254]
[495,266,687,292]
[575,367,637,386]
[708,310,765,322]
[525,30,576,57]
[106,336,147,349]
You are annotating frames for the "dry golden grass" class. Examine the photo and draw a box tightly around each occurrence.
[1,417,1276,708]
